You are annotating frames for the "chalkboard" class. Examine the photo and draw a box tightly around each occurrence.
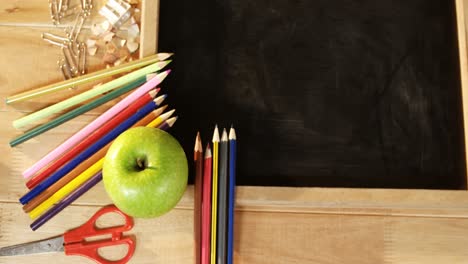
[158,0,466,189]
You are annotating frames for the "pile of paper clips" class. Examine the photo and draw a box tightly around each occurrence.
[43,0,94,80]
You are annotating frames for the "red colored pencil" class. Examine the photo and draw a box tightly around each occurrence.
[194,132,203,264]
[25,89,162,189]
[201,143,212,264]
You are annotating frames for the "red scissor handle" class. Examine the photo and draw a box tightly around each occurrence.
[65,236,135,264]
[63,205,135,264]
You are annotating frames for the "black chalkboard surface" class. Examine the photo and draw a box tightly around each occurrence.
[157,0,466,189]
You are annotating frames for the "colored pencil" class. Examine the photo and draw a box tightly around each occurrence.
[30,172,103,231]
[27,107,174,219]
[9,76,148,147]
[25,92,163,189]
[132,105,168,127]
[157,116,178,130]
[201,143,213,264]
[22,107,169,213]
[211,125,220,264]
[6,53,173,104]
[13,61,170,129]
[19,100,159,206]
[25,94,165,189]
[29,113,176,230]
[22,70,170,179]
[217,128,229,264]
[194,132,203,264]
[147,109,176,128]
[227,127,237,264]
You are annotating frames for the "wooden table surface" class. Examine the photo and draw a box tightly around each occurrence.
[2,1,468,264]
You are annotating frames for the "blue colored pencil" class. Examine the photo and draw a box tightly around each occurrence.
[19,99,160,205]
[29,116,176,231]
[227,127,237,264]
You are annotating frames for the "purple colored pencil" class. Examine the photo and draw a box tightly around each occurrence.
[30,121,176,231]
[30,172,102,231]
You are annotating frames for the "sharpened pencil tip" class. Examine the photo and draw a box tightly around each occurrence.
[205,143,212,158]
[158,109,175,122]
[221,128,228,141]
[153,105,168,116]
[148,89,158,98]
[212,125,220,142]
[146,73,158,82]
[154,94,167,105]
[194,132,202,152]
[229,127,236,140]
[166,116,177,127]
[157,52,174,61]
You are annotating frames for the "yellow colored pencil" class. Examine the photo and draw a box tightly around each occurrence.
[147,109,176,128]
[29,159,104,219]
[210,125,220,264]
[13,60,171,129]
[28,112,173,219]
[6,53,173,104]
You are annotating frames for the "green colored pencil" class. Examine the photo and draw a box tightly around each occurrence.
[9,76,148,147]
[12,60,171,129]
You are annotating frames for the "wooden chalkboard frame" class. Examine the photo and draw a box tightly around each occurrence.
[152,0,468,216]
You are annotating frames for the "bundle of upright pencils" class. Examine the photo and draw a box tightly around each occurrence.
[7,53,178,230]
[194,126,237,264]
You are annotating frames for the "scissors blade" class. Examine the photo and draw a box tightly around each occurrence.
[0,236,64,256]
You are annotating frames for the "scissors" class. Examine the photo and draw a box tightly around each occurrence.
[0,205,135,264]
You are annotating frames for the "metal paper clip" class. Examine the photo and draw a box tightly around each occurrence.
[42,33,68,48]
[49,0,60,25]
[81,0,93,16]
[62,47,79,77]
[58,59,73,80]
[67,13,85,43]
[78,43,87,75]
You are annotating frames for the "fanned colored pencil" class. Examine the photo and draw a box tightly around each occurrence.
[22,70,171,179]
[29,112,176,230]
[147,109,176,128]
[201,144,212,264]
[20,99,160,206]
[13,60,170,129]
[6,52,173,104]
[28,109,175,219]
[22,106,169,213]
[194,132,203,264]
[9,76,148,147]
[227,127,237,264]
[217,128,229,264]
[30,172,103,231]
[157,116,178,130]
[25,91,164,190]
[210,126,220,264]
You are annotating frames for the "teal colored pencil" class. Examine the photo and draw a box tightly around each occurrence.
[9,76,147,147]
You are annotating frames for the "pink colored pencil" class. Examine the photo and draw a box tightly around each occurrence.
[22,70,171,179]
[201,143,212,264]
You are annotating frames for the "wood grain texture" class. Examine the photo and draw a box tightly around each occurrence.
[2,202,468,264]
[139,0,159,57]
[0,0,106,26]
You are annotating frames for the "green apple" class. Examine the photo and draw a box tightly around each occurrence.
[102,127,188,218]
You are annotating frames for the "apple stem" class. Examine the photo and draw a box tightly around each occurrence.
[136,158,146,170]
